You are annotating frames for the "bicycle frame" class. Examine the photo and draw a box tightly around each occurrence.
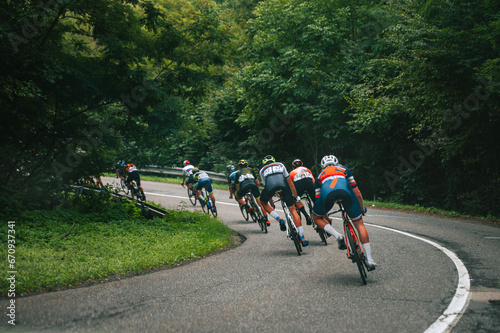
[329,201,368,284]
[277,192,302,255]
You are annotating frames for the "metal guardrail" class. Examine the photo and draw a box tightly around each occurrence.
[141,166,228,183]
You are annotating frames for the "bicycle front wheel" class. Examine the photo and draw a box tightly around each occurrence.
[344,215,367,285]
[188,187,197,206]
[121,179,129,195]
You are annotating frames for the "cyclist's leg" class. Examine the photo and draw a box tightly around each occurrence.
[345,190,376,266]
[235,186,249,207]
[205,181,215,203]
[259,187,287,230]
[312,185,344,247]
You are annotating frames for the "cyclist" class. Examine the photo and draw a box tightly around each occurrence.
[289,159,316,226]
[192,167,216,213]
[181,160,196,195]
[124,163,145,200]
[312,155,377,268]
[226,164,237,200]
[259,155,309,246]
[234,159,269,226]
[115,158,126,180]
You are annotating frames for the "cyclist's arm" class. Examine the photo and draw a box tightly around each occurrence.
[353,187,364,211]
[286,177,298,198]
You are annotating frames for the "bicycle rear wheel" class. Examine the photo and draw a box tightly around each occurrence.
[282,202,301,255]
[209,198,217,217]
[239,202,249,221]
[251,195,267,233]
[344,213,367,285]
[188,187,197,206]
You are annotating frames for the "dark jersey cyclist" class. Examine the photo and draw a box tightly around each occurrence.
[192,167,216,212]
[259,155,308,246]
[289,159,316,225]
[234,159,269,226]
[226,164,237,199]
[115,158,126,179]
[312,155,377,268]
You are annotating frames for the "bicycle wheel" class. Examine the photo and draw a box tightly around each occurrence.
[251,195,267,233]
[239,202,249,221]
[343,213,367,285]
[209,198,217,217]
[187,186,197,206]
[282,202,302,255]
[121,178,129,195]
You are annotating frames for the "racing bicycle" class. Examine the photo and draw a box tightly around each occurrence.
[200,188,217,217]
[329,200,373,285]
[245,192,267,233]
[183,184,197,206]
[277,192,302,255]
[129,180,146,202]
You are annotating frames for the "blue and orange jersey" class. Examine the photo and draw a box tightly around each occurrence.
[316,165,357,189]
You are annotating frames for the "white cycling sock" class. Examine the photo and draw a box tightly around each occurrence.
[198,195,204,202]
[324,224,342,239]
[270,211,280,221]
[362,242,374,262]
[297,226,304,237]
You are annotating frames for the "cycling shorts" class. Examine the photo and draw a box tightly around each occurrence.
[194,178,213,194]
[126,171,141,186]
[236,181,260,200]
[186,174,194,185]
[261,185,295,207]
[312,177,362,222]
[294,178,315,202]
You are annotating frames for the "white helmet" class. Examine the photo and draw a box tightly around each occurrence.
[321,155,339,168]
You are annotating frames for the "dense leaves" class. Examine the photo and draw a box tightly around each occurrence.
[2,0,499,217]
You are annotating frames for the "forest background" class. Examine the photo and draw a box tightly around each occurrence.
[1,0,499,218]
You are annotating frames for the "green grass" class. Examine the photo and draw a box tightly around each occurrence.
[364,200,499,223]
[0,199,236,296]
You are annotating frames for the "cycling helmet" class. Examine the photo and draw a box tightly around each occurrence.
[321,155,339,168]
[238,159,248,168]
[262,155,275,165]
[292,159,303,167]
[192,167,199,173]
[183,160,190,167]
[226,164,235,172]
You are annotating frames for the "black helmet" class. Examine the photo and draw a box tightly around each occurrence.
[238,159,248,168]
[262,155,275,165]
[292,159,303,167]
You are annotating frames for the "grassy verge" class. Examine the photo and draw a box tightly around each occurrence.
[364,200,499,223]
[102,172,229,190]
[0,194,237,296]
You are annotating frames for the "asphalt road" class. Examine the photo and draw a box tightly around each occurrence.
[2,178,499,333]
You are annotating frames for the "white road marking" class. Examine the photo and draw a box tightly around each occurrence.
[368,224,470,333]
[147,190,471,333]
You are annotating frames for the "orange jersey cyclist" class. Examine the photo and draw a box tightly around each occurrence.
[312,155,377,268]
[259,155,309,246]
[289,159,316,226]
[234,159,269,226]
[124,163,146,200]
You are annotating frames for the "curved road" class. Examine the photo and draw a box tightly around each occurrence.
[2,178,499,332]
